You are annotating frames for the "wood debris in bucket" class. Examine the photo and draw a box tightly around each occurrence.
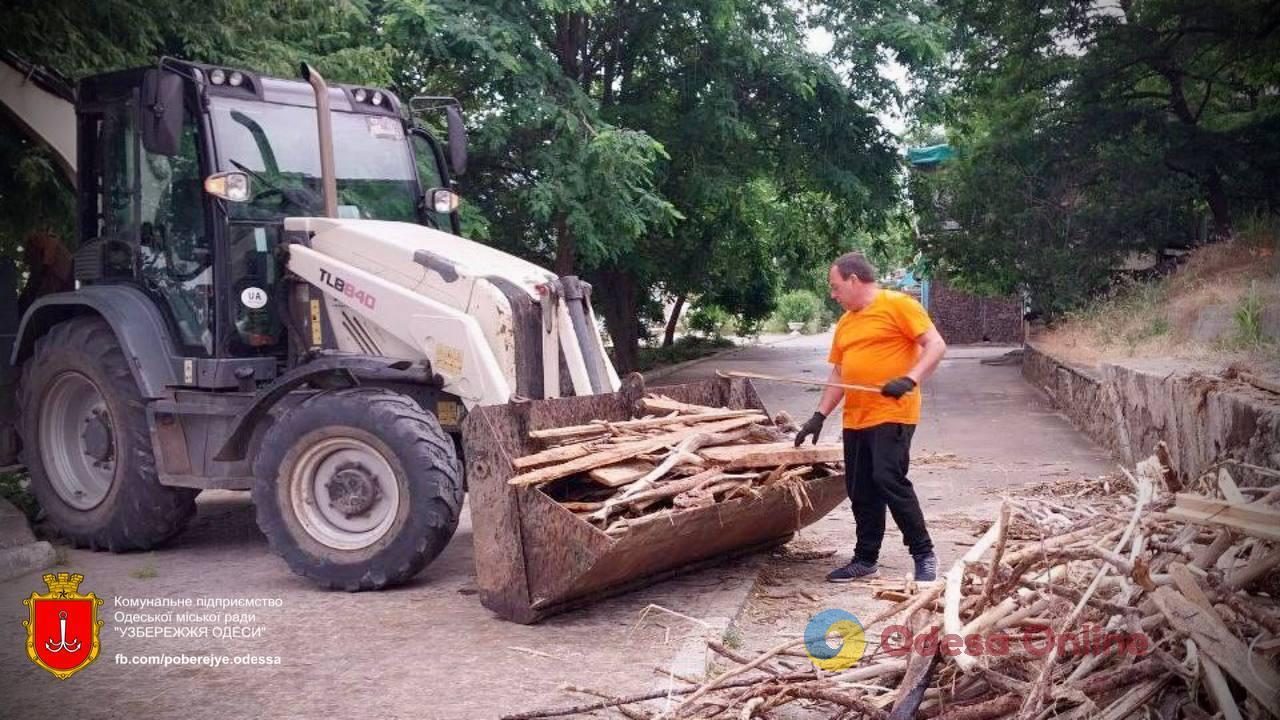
[506,394,842,536]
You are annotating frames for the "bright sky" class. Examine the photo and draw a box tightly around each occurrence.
[805,26,910,140]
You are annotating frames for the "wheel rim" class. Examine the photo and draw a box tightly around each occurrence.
[39,372,115,510]
[288,435,401,551]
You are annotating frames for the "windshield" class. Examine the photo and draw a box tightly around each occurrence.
[209,98,420,223]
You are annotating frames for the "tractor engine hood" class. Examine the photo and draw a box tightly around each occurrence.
[282,216,620,405]
[284,217,556,305]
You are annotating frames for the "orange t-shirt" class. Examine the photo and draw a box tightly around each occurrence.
[827,290,934,429]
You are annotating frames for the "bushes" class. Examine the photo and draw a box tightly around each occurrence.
[687,304,733,337]
[767,290,830,333]
[636,335,734,372]
[776,290,821,324]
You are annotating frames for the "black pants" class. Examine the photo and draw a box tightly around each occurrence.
[843,423,933,563]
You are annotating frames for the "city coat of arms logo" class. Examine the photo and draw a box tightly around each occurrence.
[22,572,104,679]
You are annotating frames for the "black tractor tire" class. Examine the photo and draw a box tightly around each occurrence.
[18,316,197,550]
[252,387,464,591]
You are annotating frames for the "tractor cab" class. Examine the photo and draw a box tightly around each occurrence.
[71,61,463,378]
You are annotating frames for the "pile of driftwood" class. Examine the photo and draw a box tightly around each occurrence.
[507,394,842,535]
[505,446,1280,720]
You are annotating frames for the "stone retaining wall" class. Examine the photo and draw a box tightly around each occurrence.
[1023,344,1280,483]
[927,277,1023,345]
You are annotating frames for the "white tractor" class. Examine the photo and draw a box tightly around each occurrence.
[0,56,842,620]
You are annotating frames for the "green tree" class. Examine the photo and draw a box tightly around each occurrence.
[3,0,908,373]
[910,0,1280,316]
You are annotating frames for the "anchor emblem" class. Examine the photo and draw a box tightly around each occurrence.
[45,610,82,653]
[22,572,104,679]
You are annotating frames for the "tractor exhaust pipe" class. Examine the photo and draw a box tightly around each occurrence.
[300,62,338,218]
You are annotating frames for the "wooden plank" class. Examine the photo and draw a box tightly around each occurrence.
[528,408,756,441]
[508,414,766,486]
[586,461,654,488]
[641,396,723,415]
[1172,491,1280,532]
[1218,468,1246,504]
[721,369,885,394]
[1151,585,1280,716]
[1167,564,1245,720]
[698,441,843,469]
[511,440,607,470]
[1167,506,1280,542]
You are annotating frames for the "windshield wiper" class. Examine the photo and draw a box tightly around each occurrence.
[228,159,320,212]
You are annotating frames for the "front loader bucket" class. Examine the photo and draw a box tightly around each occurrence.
[462,375,846,624]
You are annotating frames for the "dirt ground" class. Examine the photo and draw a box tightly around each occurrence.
[0,334,1115,720]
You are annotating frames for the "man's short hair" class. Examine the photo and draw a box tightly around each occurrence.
[832,252,877,283]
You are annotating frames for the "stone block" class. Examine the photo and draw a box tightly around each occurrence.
[0,495,37,550]
[0,541,56,583]
[1189,304,1234,343]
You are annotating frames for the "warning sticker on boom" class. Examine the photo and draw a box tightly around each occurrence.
[436,344,464,375]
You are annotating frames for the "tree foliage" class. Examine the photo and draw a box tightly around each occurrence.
[912,0,1280,316]
[2,0,914,370]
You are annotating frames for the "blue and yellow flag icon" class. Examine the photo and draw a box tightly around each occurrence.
[804,609,866,671]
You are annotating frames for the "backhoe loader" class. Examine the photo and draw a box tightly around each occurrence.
[0,55,844,622]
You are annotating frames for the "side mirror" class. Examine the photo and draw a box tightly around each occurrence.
[426,188,461,214]
[445,105,468,177]
[141,70,184,157]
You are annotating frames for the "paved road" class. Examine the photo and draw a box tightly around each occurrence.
[0,333,1113,719]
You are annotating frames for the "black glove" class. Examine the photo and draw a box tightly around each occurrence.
[881,376,917,399]
[794,412,826,447]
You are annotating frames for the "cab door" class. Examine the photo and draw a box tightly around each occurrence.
[80,85,215,357]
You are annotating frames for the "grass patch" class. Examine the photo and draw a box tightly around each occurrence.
[1037,240,1279,372]
[637,335,735,372]
[130,555,159,580]
[0,471,39,522]
[721,626,743,650]
[1231,281,1266,348]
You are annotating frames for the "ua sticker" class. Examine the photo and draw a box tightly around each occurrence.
[241,286,269,309]
[23,572,104,679]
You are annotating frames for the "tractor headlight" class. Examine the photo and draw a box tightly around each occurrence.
[228,71,245,87]
[209,68,226,85]
[354,88,368,103]
[204,171,250,202]
[428,188,461,214]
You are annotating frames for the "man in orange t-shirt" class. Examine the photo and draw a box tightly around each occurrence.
[794,252,947,582]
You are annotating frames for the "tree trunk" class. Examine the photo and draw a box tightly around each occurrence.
[1204,168,1232,241]
[594,266,641,373]
[662,294,685,348]
[554,215,575,276]
[1158,64,1233,241]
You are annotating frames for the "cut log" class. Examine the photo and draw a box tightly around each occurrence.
[528,408,757,441]
[1217,468,1246,504]
[587,461,655,488]
[1151,585,1280,715]
[1154,440,1181,492]
[621,468,728,509]
[509,414,765,486]
[944,507,1006,673]
[698,441,843,469]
